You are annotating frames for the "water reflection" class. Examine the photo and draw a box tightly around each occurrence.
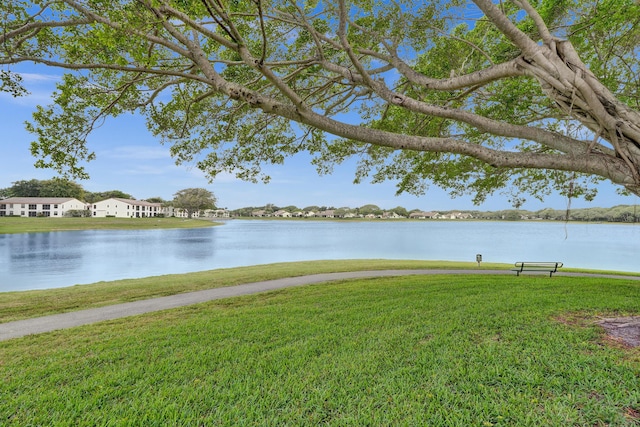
[172,228,216,260]
[8,232,84,274]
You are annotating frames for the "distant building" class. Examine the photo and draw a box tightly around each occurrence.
[273,210,292,218]
[0,197,87,217]
[434,212,473,220]
[383,211,405,219]
[204,209,230,218]
[172,208,201,218]
[91,198,166,218]
[409,211,436,219]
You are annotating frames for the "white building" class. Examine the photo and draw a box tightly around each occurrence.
[171,208,201,218]
[0,197,87,217]
[91,198,166,218]
[203,209,229,218]
[409,211,436,219]
[273,210,292,218]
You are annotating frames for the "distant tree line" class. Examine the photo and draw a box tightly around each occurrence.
[0,179,165,204]
[4,179,638,223]
[233,204,640,223]
[462,206,640,223]
[231,204,411,217]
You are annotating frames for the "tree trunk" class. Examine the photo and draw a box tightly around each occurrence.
[522,39,640,194]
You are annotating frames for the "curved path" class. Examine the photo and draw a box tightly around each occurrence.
[2,269,639,342]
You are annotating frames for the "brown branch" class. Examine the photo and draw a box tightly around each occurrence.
[253,0,267,65]
[199,0,237,43]
[0,18,94,45]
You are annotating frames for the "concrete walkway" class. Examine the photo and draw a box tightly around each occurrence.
[2,269,639,342]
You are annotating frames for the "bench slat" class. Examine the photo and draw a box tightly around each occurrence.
[512,262,563,277]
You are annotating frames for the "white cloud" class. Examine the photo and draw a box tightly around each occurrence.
[0,72,60,106]
[18,72,61,84]
[0,88,54,106]
[120,165,173,176]
[100,145,172,161]
[212,171,249,183]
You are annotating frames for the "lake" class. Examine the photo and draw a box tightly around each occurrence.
[1,220,639,292]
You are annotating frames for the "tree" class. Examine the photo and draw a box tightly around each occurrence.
[172,188,216,219]
[390,206,409,218]
[145,197,167,204]
[231,206,255,217]
[5,180,43,198]
[2,0,639,204]
[3,178,84,198]
[264,203,278,214]
[39,177,85,199]
[359,204,383,216]
[84,190,134,203]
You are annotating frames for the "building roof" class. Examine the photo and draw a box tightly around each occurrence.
[409,211,436,217]
[1,197,82,204]
[102,198,162,207]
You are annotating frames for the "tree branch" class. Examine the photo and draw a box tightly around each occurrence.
[362,49,528,90]
[512,0,553,45]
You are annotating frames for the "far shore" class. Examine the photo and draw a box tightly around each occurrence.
[0,216,218,234]
[3,215,640,235]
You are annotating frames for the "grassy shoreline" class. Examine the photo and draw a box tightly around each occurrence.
[0,260,503,322]
[2,260,640,323]
[0,216,218,234]
[1,264,639,425]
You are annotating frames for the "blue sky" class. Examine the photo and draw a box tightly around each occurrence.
[1,66,636,211]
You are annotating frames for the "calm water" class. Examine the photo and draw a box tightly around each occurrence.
[1,220,639,291]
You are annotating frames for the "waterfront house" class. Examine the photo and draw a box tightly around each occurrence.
[273,210,292,218]
[204,209,230,218]
[0,197,88,217]
[318,210,335,218]
[91,198,166,218]
[409,211,437,219]
[383,211,405,219]
[434,211,473,220]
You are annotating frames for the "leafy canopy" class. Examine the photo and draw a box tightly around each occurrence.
[2,178,85,199]
[172,187,217,218]
[1,0,639,205]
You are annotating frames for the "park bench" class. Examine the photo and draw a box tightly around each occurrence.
[512,262,563,277]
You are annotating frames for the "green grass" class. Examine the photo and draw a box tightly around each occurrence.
[0,216,217,233]
[1,259,637,323]
[1,272,640,425]
[0,260,502,322]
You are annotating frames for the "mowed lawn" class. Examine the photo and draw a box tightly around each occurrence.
[2,272,640,425]
[0,216,216,233]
